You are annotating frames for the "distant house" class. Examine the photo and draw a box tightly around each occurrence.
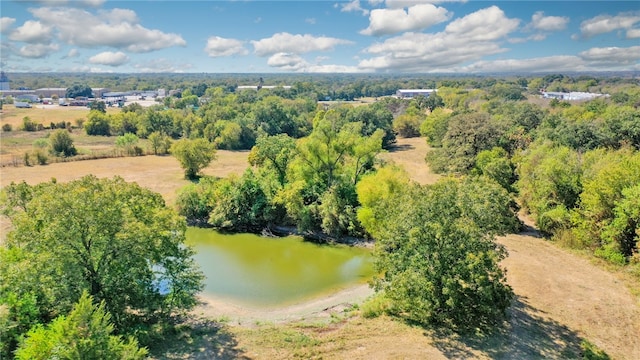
[395,89,437,99]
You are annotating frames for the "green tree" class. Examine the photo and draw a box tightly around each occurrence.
[148,131,172,155]
[427,112,504,173]
[248,134,297,186]
[85,110,111,136]
[49,129,77,157]
[0,176,204,331]
[393,114,422,138]
[516,142,582,234]
[170,138,217,179]
[15,292,147,360]
[115,133,140,156]
[364,178,515,331]
[89,100,107,113]
[420,108,452,147]
[65,84,92,99]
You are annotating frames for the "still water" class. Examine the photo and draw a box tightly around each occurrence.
[187,227,374,306]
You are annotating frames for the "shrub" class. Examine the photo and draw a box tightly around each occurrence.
[49,129,77,157]
[2,124,11,132]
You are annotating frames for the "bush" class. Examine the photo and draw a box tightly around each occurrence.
[360,294,391,319]
[2,124,11,132]
[21,117,37,132]
[49,129,77,157]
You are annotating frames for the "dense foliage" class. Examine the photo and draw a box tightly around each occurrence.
[358,174,519,331]
[0,176,203,358]
[15,292,147,360]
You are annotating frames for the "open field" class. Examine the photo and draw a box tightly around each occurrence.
[1,133,639,359]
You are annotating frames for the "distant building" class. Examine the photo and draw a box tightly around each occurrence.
[16,94,40,103]
[237,85,292,91]
[395,89,437,99]
[541,91,608,101]
[34,88,66,98]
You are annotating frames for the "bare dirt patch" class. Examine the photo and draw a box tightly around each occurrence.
[380,137,441,185]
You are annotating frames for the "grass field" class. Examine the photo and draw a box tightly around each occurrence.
[1,112,638,358]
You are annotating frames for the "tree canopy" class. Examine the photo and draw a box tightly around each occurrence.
[0,176,204,353]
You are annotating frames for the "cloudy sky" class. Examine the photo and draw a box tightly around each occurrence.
[1,0,639,73]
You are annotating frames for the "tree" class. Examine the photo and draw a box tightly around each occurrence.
[427,112,504,173]
[65,84,92,99]
[115,133,140,156]
[85,110,111,136]
[15,292,147,360]
[248,134,297,186]
[170,138,217,179]
[49,129,77,157]
[0,176,204,332]
[363,177,516,331]
[89,100,107,113]
[148,131,172,155]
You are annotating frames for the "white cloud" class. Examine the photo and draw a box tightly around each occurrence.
[252,32,354,56]
[360,4,451,36]
[385,0,466,9]
[134,58,191,73]
[204,36,248,57]
[89,51,129,66]
[341,0,369,16]
[18,43,59,58]
[579,12,640,38]
[359,6,519,72]
[627,28,640,39]
[579,46,640,65]
[1,17,16,34]
[9,20,52,43]
[530,11,569,32]
[305,18,316,25]
[15,0,105,7]
[368,0,384,5]
[66,48,79,57]
[459,56,584,73]
[445,6,519,41]
[267,52,307,71]
[266,52,363,73]
[30,7,186,52]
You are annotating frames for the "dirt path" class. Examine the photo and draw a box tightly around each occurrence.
[498,229,640,359]
[195,284,374,326]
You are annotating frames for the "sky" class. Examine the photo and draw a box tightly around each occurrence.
[1,0,639,73]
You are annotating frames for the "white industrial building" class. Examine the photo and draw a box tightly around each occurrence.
[542,91,608,101]
[395,89,437,99]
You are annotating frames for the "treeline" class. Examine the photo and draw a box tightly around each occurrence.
[7,72,640,102]
[422,86,640,270]
[81,90,397,151]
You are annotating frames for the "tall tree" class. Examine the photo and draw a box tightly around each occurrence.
[170,138,217,179]
[361,177,517,331]
[0,176,204,331]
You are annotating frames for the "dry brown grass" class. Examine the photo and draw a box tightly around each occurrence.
[380,136,441,185]
[1,104,119,128]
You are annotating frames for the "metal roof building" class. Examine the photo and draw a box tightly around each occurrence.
[395,89,437,99]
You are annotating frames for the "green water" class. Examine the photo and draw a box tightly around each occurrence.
[187,227,374,306]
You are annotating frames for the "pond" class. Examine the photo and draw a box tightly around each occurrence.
[187,227,375,307]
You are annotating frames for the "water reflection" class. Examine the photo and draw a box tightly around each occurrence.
[187,227,374,306]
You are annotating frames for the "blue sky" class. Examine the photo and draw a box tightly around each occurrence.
[1,0,639,73]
